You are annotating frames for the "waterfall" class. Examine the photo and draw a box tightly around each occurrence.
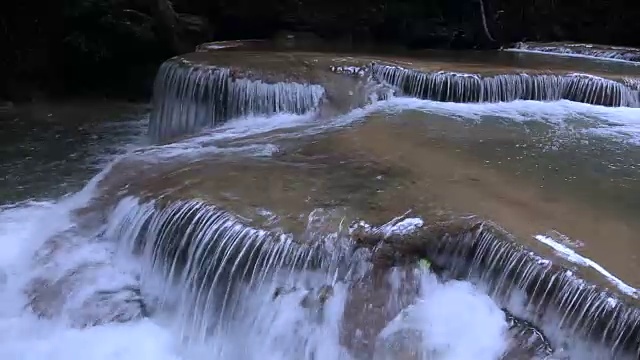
[510,42,640,63]
[147,55,640,144]
[623,77,640,91]
[104,199,540,358]
[149,58,326,143]
[99,189,640,358]
[432,224,639,359]
[371,64,640,107]
[350,219,640,359]
[104,197,355,338]
[98,51,640,358]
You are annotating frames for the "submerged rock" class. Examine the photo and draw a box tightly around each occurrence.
[25,228,148,327]
[300,284,335,309]
[26,264,148,327]
[273,284,335,323]
[74,287,147,327]
[501,312,555,359]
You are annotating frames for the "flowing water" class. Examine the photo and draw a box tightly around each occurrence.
[507,42,640,64]
[1,42,639,359]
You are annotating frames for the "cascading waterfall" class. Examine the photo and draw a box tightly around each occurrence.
[6,44,640,360]
[149,58,326,143]
[510,42,640,63]
[350,219,640,359]
[103,197,545,358]
[371,63,640,107]
[101,191,626,359]
[432,225,640,359]
[147,55,640,144]
[36,49,636,359]
[104,197,354,341]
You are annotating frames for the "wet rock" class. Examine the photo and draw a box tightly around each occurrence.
[501,312,554,359]
[300,284,334,309]
[25,228,148,327]
[71,286,146,327]
[26,264,147,327]
[340,266,421,358]
[348,217,447,273]
[273,284,335,323]
[270,268,421,357]
[272,285,299,300]
[71,287,148,327]
[329,65,370,78]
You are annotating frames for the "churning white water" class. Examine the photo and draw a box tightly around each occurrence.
[0,195,509,359]
[377,97,640,145]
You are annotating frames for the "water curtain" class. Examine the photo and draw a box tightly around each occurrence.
[149,59,326,143]
[371,64,640,107]
[108,195,639,358]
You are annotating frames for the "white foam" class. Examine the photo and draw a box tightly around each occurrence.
[534,234,639,299]
[503,47,640,66]
[0,200,166,358]
[377,271,508,360]
[386,218,425,235]
[0,116,186,358]
[348,212,425,238]
[329,65,368,77]
[134,112,316,161]
[0,317,181,360]
[376,96,640,145]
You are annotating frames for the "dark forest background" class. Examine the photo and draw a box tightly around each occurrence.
[2,0,640,102]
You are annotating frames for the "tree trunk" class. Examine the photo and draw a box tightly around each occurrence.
[478,0,496,43]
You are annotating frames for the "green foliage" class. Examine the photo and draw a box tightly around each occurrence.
[419,258,431,269]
